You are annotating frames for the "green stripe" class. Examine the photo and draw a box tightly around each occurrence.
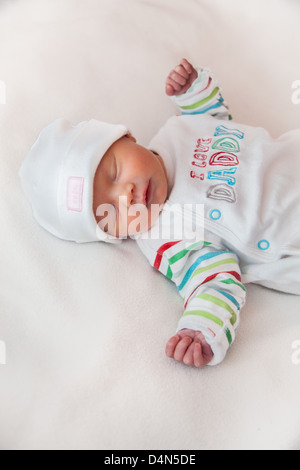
[225,328,233,345]
[183,310,224,327]
[196,293,237,326]
[183,310,233,346]
[166,265,173,280]
[191,258,238,280]
[221,278,246,292]
[168,241,211,265]
[179,87,220,111]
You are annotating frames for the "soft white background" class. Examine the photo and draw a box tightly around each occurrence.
[0,0,300,450]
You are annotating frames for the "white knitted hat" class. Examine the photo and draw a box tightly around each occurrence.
[19,118,129,243]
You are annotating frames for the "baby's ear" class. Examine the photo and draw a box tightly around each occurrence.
[126,133,137,143]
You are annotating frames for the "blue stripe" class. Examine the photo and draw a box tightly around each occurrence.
[178,251,230,292]
[181,100,223,116]
[216,290,241,311]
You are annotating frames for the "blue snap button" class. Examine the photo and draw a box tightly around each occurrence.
[258,239,270,251]
[209,209,222,221]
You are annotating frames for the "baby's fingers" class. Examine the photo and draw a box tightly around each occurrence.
[194,340,214,367]
[180,58,194,74]
[193,342,205,368]
[166,335,193,361]
[183,342,195,366]
[169,70,187,87]
[174,336,193,362]
[184,341,209,368]
[165,335,181,358]
[165,75,184,95]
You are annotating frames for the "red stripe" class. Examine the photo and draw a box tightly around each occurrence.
[203,270,241,284]
[198,76,212,94]
[184,271,241,309]
[227,271,241,282]
[154,241,181,270]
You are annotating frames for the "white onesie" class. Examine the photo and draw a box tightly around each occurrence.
[135,68,300,365]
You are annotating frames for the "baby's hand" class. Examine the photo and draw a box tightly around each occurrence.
[165,58,198,97]
[165,329,213,368]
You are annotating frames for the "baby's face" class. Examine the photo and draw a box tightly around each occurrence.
[93,135,168,238]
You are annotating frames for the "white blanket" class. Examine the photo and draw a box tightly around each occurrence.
[0,0,300,450]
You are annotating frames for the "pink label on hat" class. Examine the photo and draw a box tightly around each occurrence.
[67,177,84,212]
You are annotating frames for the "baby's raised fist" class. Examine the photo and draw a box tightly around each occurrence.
[165,58,198,97]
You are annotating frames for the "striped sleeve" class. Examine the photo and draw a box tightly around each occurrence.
[153,240,246,366]
[171,68,232,120]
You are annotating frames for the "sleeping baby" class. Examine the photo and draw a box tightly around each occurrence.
[20,59,300,367]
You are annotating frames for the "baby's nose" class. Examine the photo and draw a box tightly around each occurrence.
[120,183,135,208]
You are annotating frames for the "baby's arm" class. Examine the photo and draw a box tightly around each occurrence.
[166,59,231,120]
[158,241,246,367]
